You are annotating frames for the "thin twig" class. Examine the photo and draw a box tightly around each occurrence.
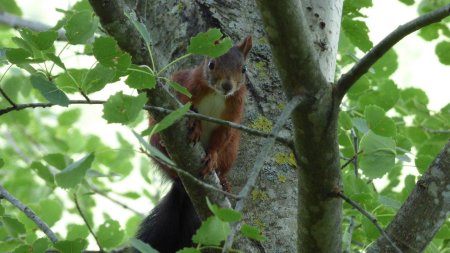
[73,193,104,253]
[0,183,59,244]
[343,216,356,253]
[335,4,450,101]
[0,100,292,147]
[0,11,66,40]
[338,192,403,253]
[139,148,238,199]
[88,184,146,217]
[340,150,363,171]
[0,65,16,107]
[222,95,303,252]
[422,127,450,134]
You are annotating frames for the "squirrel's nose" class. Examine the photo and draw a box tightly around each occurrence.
[222,82,232,93]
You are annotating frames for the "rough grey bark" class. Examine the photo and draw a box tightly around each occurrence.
[128,0,299,252]
[367,140,450,253]
[255,0,344,252]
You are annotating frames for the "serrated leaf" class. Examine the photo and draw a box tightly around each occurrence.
[2,217,25,237]
[65,11,98,45]
[55,153,95,188]
[30,75,69,106]
[125,65,156,89]
[129,238,159,253]
[97,219,125,249]
[32,238,50,253]
[342,18,373,52]
[102,92,147,124]
[93,37,131,71]
[6,48,31,64]
[132,130,175,166]
[66,224,89,240]
[24,29,58,50]
[364,105,397,137]
[46,53,66,70]
[54,239,88,253]
[30,161,55,186]
[240,224,267,241]
[192,216,230,246]
[206,199,242,222]
[141,103,191,136]
[169,81,191,98]
[188,29,233,58]
[359,131,396,179]
[55,69,87,94]
[435,41,450,65]
[83,63,115,93]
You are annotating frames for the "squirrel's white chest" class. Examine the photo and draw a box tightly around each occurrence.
[196,93,226,147]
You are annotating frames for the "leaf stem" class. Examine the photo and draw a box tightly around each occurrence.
[73,192,104,252]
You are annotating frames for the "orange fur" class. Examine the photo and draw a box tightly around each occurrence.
[150,36,252,192]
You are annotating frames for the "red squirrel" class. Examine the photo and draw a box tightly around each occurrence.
[150,35,253,191]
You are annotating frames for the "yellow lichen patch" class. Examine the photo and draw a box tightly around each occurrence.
[249,116,273,133]
[251,190,269,201]
[254,61,268,78]
[274,152,297,168]
[277,103,286,111]
[254,219,266,231]
[258,36,268,45]
[278,174,287,183]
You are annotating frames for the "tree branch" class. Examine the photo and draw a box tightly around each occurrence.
[0,11,66,40]
[335,4,450,101]
[338,192,402,253]
[0,183,59,244]
[367,140,450,253]
[222,95,302,252]
[0,100,292,147]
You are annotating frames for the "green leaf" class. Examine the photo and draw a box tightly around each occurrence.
[359,80,399,111]
[0,158,4,168]
[352,117,369,133]
[32,238,50,253]
[6,48,31,64]
[339,111,353,130]
[55,153,95,189]
[342,18,373,52]
[206,199,242,222]
[192,216,230,246]
[125,65,156,89]
[132,130,175,166]
[30,162,55,186]
[0,0,22,16]
[58,109,82,126]
[55,69,87,94]
[435,41,450,65]
[415,154,434,174]
[372,49,398,78]
[92,37,131,71]
[102,92,147,124]
[240,224,267,241]
[398,0,414,6]
[65,11,98,45]
[30,75,69,106]
[124,12,151,45]
[359,131,396,179]
[177,248,201,253]
[364,105,397,137]
[83,64,115,93]
[378,195,401,210]
[54,239,88,253]
[142,103,191,136]
[418,23,448,41]
[169,81,191,98]
[187,28,233,58]
[21,29,58,50]
[35,199,63,227]
[97,219,125,249]
[46,53,66,70]
[66,224,89,240]
[2,217,25,237]
[129,238,159,253]
[43,153,69,170]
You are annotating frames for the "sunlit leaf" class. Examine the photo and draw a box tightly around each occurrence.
[188,28,233,57]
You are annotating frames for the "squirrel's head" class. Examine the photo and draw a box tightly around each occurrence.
[203,35,252,97]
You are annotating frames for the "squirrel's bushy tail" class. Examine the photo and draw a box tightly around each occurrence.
[136,179,200,253]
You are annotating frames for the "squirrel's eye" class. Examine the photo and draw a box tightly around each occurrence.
[208,61,215,70]
[242,66,246,74]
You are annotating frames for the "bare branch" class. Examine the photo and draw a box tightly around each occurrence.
[73,193,104,252]
[0,100,292,147]
[0,11,66,40]
[222,95,303,252]
[0,183,59,244]
[335,4,450,101]
[337,192,402,253]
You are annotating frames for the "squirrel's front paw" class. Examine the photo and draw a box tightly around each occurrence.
[187,119,202,143]
[201,152,218,178]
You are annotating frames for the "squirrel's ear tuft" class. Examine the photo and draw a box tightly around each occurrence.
[237,35,252,59]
